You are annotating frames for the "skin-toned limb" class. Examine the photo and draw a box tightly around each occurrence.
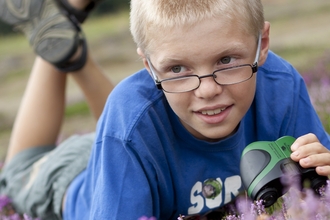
[65,0,113,119]
[69,54,113,120]
[67,0,91,10]
[290,133,330,176]
[5,54,113,164]
[4,0,114,164]
[5,57,67,164]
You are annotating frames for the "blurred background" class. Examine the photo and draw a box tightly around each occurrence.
[0,0,329,159]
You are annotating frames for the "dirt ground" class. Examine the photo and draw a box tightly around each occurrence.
[0,0,330,159]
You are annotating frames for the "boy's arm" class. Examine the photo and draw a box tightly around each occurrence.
[88,136,156,219]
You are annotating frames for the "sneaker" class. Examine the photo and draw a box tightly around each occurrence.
[0,0,87,71]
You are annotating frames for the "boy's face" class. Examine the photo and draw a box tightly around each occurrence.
[140,17,269,142]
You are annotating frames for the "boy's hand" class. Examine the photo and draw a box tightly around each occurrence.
[290,133,330,176]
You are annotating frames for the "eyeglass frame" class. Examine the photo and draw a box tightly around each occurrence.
[147,33,262,93]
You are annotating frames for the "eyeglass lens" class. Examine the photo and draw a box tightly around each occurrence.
[161,65,253,93]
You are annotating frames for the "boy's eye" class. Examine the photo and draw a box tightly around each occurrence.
[220,56,231,64]
[171,65,184,73]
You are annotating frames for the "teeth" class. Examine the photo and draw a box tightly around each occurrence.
[207,110,214,115]
[201,107,226,115]
[214,109,221,114]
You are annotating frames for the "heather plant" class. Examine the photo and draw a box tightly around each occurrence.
[3,181,330,220]
[0,195,39,220]
[302,51,330,133]
[219,180,330,220]
[0,162,39,220]
[179,173,330,219]
[179,180,330,220]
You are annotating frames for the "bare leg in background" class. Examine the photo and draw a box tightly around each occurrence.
[5,53,113,164]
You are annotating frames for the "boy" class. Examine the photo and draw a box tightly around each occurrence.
[68,0,330,219]
[1,0,330,220]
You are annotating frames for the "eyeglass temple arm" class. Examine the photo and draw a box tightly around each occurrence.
[146,59,163,89]
[251,33,262,73]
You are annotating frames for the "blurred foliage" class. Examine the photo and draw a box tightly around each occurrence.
[302,50,330,133]
[65,101,90,117]
[0,20,15,36]
[92,0,130,15]
[0,0,130,36]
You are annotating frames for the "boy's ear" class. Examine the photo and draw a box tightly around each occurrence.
[137,48,151,73]
[258,21,270,66]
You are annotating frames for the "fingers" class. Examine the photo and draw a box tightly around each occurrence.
[290,142,325,164]
[291,133,320,151]
[290,133,325,163]
[295,152,329,168]
[316,165,330,177]
[290,133,330,176]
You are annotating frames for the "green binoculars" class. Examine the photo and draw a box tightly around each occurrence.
[240,136,328,207]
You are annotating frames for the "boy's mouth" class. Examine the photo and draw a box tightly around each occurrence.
[201,107,227,116]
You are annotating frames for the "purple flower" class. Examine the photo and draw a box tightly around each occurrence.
[138,216,157,220]
[301,50,330,132]
[224,214,239,220]
[9,213,22,220]
[253,200,265,215]
[0,195,12,211]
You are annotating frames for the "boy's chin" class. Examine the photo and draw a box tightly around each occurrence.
[195,125,239,142]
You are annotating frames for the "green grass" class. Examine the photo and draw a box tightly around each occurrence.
[83,10,130,41]
[65,101,90,117]
[0,35,30,57]
[272,46,327,72]
[264,0,330,22]
[264,0,330,72]
[1,68,29,83]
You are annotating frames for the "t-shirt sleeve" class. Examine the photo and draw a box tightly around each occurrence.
[88,136,156,219]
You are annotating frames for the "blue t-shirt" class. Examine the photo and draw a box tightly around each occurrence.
[64,51,330,220]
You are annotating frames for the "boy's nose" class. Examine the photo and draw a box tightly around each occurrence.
[194,75,223,99]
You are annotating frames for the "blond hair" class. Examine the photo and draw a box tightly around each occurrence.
[130,0,264,53]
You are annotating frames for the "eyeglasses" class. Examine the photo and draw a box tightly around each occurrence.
[147,34,262,93]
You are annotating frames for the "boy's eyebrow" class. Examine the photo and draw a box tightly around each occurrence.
[157,58,184,68]
[157,43,249,67]
[216,42,251,55]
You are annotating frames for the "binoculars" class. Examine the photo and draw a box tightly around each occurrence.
[240,136,328,207]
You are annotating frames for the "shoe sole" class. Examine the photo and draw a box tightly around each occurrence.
[0,0,80,65]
